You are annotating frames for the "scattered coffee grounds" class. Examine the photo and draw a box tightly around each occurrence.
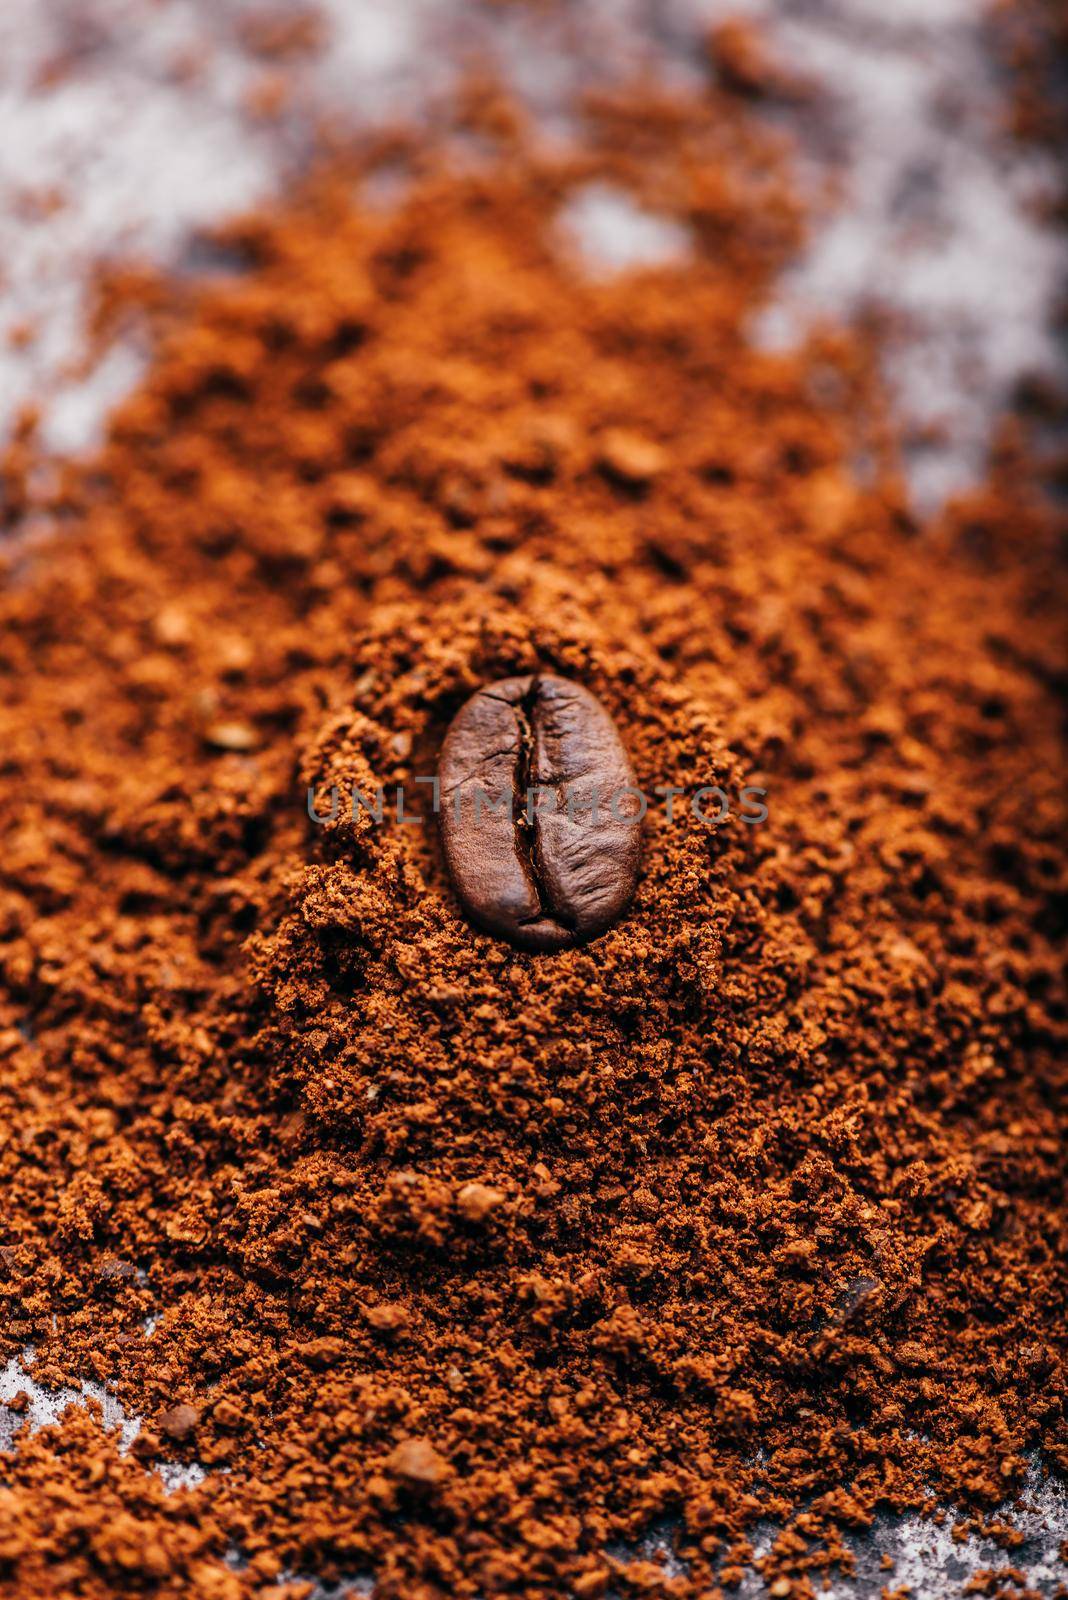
[0,69,1065,1600]
[438,675,642,952]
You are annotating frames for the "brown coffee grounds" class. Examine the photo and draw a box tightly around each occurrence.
[0,71,1065,1600]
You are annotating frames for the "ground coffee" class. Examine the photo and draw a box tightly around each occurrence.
[0,62,1064,1600]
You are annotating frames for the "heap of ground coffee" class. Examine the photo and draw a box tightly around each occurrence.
[0,73,1064,1600]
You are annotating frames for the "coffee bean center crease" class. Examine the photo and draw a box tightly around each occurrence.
[438,674,642,952]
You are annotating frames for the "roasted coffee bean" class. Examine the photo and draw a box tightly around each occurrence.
[438,675,641,952]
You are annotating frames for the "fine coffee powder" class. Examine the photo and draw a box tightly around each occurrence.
[439,675,642,952]
[0,78,1064,1600]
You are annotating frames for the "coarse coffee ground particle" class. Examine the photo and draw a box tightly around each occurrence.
[0,76,1065,1600]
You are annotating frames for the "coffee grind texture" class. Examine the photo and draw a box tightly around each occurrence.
[0,72,1065,1600]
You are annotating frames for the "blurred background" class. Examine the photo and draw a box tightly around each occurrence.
[1,0,1065,508]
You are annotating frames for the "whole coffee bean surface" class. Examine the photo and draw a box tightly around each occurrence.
[438,675,641,952]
